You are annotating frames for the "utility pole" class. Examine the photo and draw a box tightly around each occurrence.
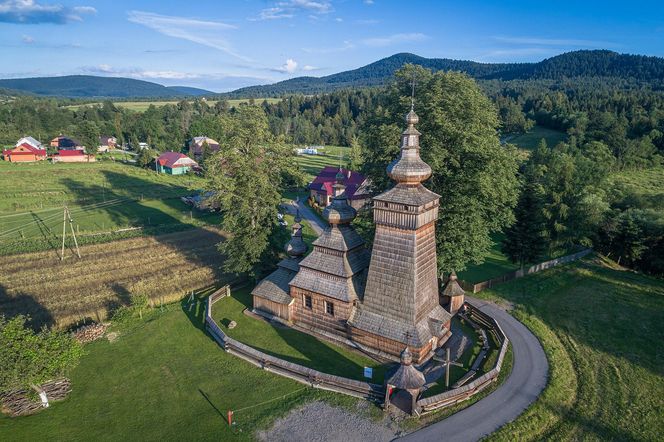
[60,205,81,260]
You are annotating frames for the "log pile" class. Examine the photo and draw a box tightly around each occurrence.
[0,378,71,417]
[72,322,109,343]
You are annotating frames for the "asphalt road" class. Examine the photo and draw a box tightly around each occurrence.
[283,198,327,236]
[400,297,549,442]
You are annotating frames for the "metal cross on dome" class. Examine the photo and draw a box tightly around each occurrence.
[410,77,416,110]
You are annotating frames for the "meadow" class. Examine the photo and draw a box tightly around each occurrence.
[0,292,369,442]
[293,145,351,181]
[480,256,664,441]
[0,160,219,255]
[505,125,567,151]
[65,98,282,112]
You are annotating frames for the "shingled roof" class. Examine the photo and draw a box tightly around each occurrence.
[310,166,369,200]
[251,258,300,305]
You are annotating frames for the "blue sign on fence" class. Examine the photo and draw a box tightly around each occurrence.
[363,367,373,379]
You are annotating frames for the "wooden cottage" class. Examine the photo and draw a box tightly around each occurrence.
[189,136,220,159]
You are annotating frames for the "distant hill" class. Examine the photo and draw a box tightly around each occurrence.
[226,50,664,97]
[0,75,214,98]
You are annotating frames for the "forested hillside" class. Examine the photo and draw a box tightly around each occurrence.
[0,76,213,98]
[226,50,664,97]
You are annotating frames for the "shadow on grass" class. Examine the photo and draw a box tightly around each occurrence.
[0,283,54,330]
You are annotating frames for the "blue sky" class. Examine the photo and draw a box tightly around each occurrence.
[1,0,663,92]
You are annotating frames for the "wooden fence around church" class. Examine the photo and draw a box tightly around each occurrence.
[458,248,593,293]
[205,286,512,415]
[416,302,510,414]
[205,286,384,402]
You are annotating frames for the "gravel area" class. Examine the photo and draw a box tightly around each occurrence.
[257,401,399,442]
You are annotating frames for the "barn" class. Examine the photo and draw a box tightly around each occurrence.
[2,143,47,162]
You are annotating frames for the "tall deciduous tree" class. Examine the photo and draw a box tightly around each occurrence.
[361,65,520,272]
[207,105,300,275]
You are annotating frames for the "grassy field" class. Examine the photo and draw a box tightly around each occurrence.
[505,125,568,151]
[66,98,282,112]
[0,227,229,329]
[608,166,664,209]
[293,145,351,181]
[214,288,387,383]
[478,256,664,441]
[0,161,218,254]
[0,294,367,441]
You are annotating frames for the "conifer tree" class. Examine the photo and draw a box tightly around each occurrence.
[502,179,547,269]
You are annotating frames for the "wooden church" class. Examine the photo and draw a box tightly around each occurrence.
[252,106,463,363]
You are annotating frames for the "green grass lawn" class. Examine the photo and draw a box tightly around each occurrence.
[0,293,364,441]
[478,256,664,441]
[214,288,387,384]
[505,125,568,151]
[294,145,351,181]
[0,161,219,254]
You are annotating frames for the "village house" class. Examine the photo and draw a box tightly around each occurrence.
[295,146,320,155]
[52,150,95,163]
[2,142,47,162]
[98,136,117,153]
[15,136,43,150]
[50,135,84,150]
[156,152,198,175]
[309,166,371,209]
[253,107,459,364]
[188,136,219,159]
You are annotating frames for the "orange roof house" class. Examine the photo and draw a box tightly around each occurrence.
[2,143,47,162]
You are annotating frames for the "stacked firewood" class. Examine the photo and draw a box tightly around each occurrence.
[72,322,109,343]
[0,379,71,417]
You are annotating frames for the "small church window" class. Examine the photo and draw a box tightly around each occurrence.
[304,295,312,309]
[325,301,335,316]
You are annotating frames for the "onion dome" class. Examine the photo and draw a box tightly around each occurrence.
[386,108,432,185]
[386,347,426,390]
[322,167,357,225]
[285,211,307,257]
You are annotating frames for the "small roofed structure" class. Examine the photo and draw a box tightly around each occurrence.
[252,212,307,321]
[384,347,426,415]
[98,135,117,152]
[156,152,198,175]
[441,271,465,315]
[50,135,83,150]
[15,136,42,149]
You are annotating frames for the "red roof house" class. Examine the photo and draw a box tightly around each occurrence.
[52,149,95,163]
[309,166,371,209]
[2,143,47,162]
[156,152,198,175]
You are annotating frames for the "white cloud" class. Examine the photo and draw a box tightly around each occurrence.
[127,11,249,61]
[281,58,298,73]
[82,64,201,80]
[252,0,332,21]
[481,47,558,58]
[21,34,34,43]
[362,33,428,47]
[493,36,616,47]
[302,65,319,71]
[364,0,374,4]
[0,0,96,24]
[335,17,342,22]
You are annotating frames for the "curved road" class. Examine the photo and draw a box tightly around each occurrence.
[400,297,549,442]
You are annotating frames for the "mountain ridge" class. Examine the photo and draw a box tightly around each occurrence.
[224,50,664,97]
[0,75,214,98]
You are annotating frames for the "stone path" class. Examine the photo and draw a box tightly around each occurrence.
[399,297,549,442]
